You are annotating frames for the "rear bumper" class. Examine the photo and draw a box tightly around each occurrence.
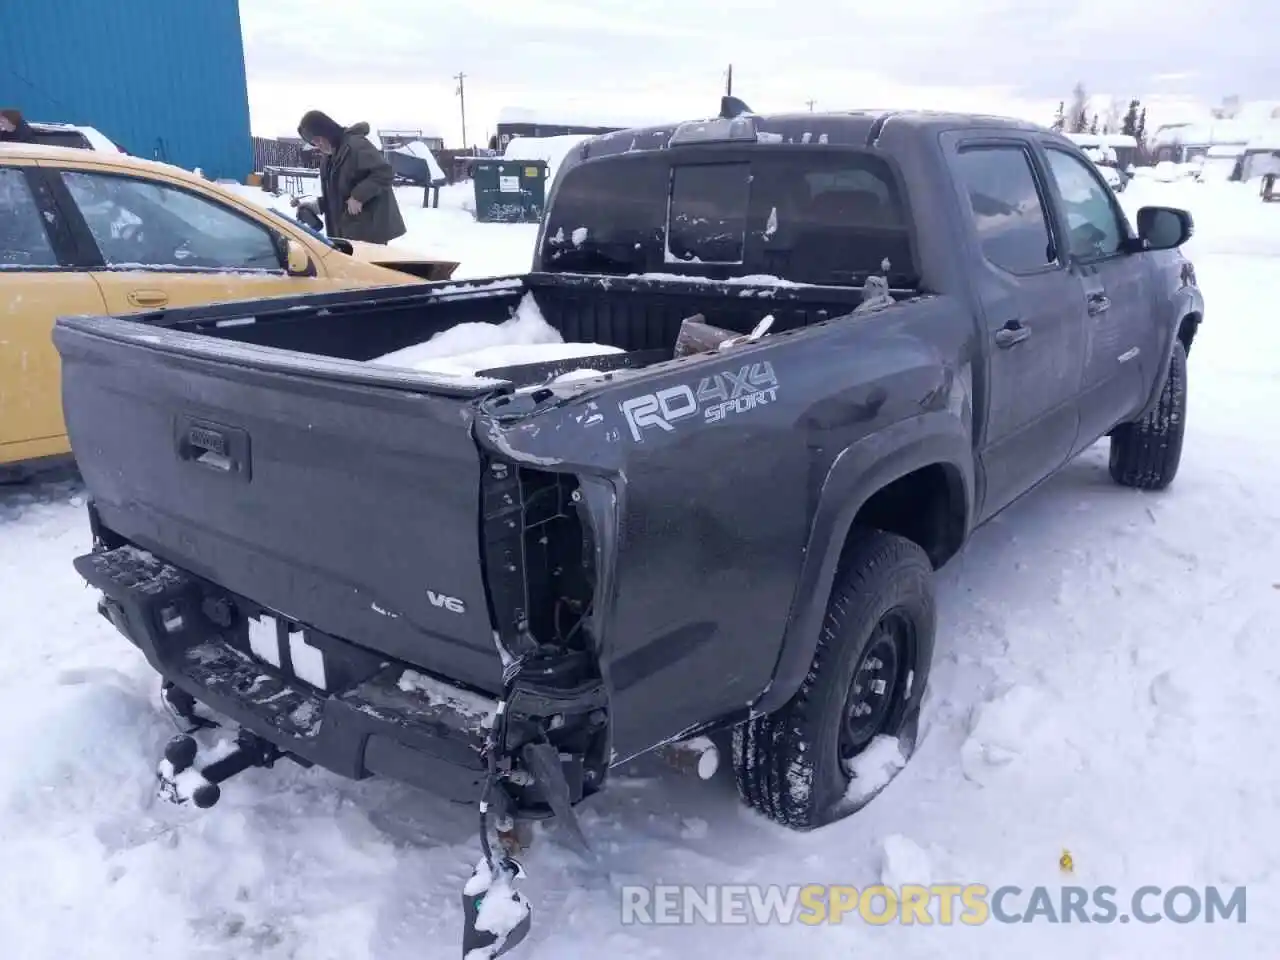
[75,545,493,804]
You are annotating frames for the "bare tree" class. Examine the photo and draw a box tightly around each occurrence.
[1068,82,1089,134]
[1104,98,1124,135]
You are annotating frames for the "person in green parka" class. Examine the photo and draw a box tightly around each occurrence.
[297,110,407,244]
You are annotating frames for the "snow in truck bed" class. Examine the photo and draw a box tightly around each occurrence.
[368,291,622,382]
[1,177,1277,960]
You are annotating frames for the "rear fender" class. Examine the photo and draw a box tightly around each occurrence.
[751,410,973,715]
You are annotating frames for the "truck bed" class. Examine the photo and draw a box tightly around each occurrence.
[53,272,898,702]
[134,272,898,373]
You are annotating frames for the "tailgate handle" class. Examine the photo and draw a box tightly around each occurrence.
[176,418,251,480]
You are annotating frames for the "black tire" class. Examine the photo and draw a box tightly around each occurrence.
[732,530,935,829]
[1109,340,1187,490]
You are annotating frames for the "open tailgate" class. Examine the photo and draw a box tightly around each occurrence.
[54,314,506,693]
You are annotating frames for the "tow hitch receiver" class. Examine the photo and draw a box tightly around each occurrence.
[157,729,281,809]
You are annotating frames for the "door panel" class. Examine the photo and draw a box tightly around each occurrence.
[946,138,1087,521]
[0,166,108,455]
[1072,260,1151,449]
[0,273,106,452]
[52,167,331,313]
[91,270,319,314]
[1040,147,1152,450]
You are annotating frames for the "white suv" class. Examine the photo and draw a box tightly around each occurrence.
[26,122,123,154]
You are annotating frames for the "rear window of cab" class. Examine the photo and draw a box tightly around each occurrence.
[541,150,916,287]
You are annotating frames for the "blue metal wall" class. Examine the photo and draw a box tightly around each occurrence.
[0,0,252,180]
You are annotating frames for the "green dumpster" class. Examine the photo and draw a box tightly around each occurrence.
[473,159,548,223]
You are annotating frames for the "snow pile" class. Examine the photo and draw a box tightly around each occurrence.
[367,292,620,380]
[391,141,447,183]
[879,834,932,888]
[845,734,907,803]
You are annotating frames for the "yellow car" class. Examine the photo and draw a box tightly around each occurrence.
[1,143,457,476]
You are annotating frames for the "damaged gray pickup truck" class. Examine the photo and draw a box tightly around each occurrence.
[58,100,1203,955]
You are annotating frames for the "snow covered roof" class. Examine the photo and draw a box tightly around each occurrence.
[1065,132,1138,148]
[1152,116,1280,148]
[377,122,445,140]
[497,106,660,130]
[1233,101,1280,124]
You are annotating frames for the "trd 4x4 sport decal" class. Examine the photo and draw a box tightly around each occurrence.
[620,361,779,442]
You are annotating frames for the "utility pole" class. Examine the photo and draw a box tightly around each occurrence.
[805,99,816,112]
[454,72,468,149]
[725,64,733,96]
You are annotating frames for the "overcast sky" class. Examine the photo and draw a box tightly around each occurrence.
[240,0,1276,144]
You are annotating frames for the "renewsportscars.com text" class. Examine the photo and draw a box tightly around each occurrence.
[620,883,1247,926]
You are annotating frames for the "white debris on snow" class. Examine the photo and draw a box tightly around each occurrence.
[879,834,933,888]
[571,226,589,247]
[844,734,908,803]
[960,684,1054,785]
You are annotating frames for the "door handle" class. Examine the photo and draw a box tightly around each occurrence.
[1087,293,1111,316]
[128,289,169,308]
[994,321,1031,349]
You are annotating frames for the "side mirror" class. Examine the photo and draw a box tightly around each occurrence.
[284,238,315,277]
[1134,206,1193,251]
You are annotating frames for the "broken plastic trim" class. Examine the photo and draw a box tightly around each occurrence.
[466,461,612,954]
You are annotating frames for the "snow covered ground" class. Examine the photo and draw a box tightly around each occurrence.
[227,181,541,280]
[2,177,1278,959]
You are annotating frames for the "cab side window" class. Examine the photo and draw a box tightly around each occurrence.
[953,145,1056,274]
[1044,149,1127,259]
[0,168,59,268]
[61,171,282,271]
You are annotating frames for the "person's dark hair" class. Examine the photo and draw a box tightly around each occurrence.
[297,110,344,148]
[1,108,25,128]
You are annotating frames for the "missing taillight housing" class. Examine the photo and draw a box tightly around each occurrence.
[481,460,596,658]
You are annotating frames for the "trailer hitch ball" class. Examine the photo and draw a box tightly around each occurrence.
[164,734,198,773]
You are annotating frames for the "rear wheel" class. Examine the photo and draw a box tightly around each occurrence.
[732,530,935,829]
[1109,341,1187,490]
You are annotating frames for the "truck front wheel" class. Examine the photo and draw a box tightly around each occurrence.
[1109,340,1187,490]
[732,530,936,829]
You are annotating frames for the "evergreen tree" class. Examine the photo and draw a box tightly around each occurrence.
[1052,101,1066,131]
[1089,114,1100,135]
[1121,99,1141,137]
[1136,107,1148,145]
